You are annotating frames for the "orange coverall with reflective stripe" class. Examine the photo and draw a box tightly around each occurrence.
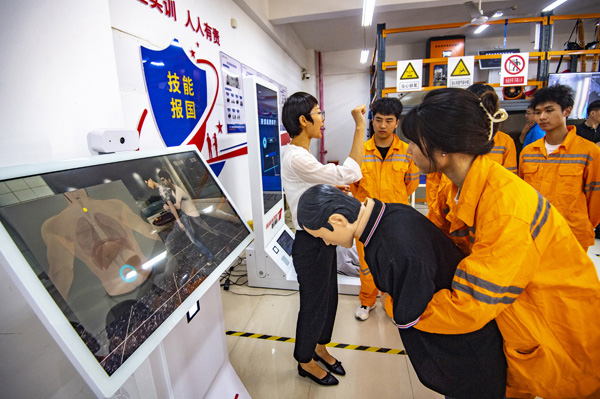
[425,172,443,211]
[487,130,517,174]
[351,135,420,316]
[419,155,600,399]
[426,132,516,214]
[519,125,600,251]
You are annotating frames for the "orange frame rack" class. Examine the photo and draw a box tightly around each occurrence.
[371,13,600,100]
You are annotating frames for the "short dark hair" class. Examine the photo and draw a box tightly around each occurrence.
[158,170,172,182]
[466,83,495,97]
[588,100,600,116]
[282,92,319,137]
[530,84,574,111]
[401,88,497,168]
[371,97,403,119]
[298,184,361,231]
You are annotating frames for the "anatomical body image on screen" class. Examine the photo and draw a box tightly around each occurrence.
[0,151,250,376]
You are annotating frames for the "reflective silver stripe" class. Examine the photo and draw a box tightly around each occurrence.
[549,153,593,161]
[450,229,469,237]
[489,150,504,154]
[530,193,544,232]
[455,269,524,295]
[452,281,518,305]
[586,186,600,193]
[493,146,507,151]
[532,198,550,240]
[507,167,517,171]
[363,159,382,163]
[384,158,409,163]
[521,159,588,166]
[521,153,544,158]
[522,153,593,161]
[585,181,600,189]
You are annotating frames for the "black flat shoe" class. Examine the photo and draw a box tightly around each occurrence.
[313,353,346,376]
[297,363,339,385]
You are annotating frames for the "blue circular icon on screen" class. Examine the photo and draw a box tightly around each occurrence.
[120,265,137,282]
[263,137,267,148]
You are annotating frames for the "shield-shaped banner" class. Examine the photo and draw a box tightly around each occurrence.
[141,39,218,148]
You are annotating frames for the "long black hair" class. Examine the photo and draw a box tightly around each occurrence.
[402,88,498,168]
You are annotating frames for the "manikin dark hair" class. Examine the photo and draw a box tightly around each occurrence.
[530,84,574,111]
[402,88,497,168]
[587,100,600,117]
[158,170,172,182]
[282,92,319,138]
[298,184,361,232]
[371,97,403,119]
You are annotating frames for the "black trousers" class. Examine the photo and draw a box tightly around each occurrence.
[292,230,338,363]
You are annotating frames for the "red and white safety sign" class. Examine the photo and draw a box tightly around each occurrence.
[500,52,529,86]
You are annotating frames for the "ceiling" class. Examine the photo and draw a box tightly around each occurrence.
[268,0,600,53]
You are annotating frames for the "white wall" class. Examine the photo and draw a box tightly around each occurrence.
[0,0,125,166]
[0,0,310,397]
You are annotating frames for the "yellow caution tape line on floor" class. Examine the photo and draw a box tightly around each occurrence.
[226,330,406,355]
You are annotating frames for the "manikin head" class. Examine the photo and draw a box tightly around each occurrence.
[371,97,403,144]
[298,184,361,248]
[529,84,573,133]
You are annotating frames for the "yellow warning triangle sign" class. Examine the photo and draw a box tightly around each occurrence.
[400,62,419,80]
[451,59,471,77]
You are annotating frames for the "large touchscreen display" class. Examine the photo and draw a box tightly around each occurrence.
[0,150,251,376]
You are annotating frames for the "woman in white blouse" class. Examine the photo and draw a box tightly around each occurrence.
[281,92,366,386]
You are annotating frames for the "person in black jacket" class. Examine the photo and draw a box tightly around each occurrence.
[297,184,507,399]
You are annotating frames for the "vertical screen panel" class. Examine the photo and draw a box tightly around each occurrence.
[256,83,282,213]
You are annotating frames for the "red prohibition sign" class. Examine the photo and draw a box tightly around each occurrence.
[504,55,525,75]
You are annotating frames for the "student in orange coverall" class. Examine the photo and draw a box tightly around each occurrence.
[519,84,600,252]
[350,97,420,320]
[404,87,600,399]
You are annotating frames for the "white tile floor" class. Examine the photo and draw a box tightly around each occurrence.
[221,236,600,399]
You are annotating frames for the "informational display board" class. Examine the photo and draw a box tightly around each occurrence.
[0,147,253,397]
[219,52,247,133]
[500,52,529,86]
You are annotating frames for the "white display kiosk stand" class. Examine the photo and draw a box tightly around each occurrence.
[243,76,360,295]
[0,147,252,398]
